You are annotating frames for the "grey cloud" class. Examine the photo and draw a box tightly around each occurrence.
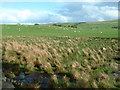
[0,2,118,24]
[58,2,118,22]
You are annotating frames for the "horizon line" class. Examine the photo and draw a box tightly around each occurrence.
[0,19,118,25]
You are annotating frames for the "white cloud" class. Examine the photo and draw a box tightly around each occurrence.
[58,3,118,22]
[0,9,68,24]
[0,2,118,24]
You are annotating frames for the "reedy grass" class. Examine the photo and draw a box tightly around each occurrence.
[2,36,119,88]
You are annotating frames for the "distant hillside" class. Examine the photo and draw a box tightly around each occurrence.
[2,20,118,38]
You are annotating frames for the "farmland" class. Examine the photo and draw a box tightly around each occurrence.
[2,20,120,88]
[2,20,118,38]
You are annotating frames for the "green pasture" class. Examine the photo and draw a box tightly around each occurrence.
[1,20,118,38]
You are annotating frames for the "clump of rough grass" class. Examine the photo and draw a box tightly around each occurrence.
[2,36,119,88]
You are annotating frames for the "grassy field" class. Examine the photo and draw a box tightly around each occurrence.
[2,20,119,88]
[2,20,118,38]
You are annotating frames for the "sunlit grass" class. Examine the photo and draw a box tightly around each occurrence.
[2,36,119,88]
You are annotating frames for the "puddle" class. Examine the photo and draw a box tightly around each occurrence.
[4,72,75,88]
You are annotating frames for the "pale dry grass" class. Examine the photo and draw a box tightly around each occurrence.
[2,36,119,88]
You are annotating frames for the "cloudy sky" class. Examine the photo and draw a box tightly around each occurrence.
[0,0,119,24]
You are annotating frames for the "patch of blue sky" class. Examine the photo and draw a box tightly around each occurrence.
[1,2,66,12]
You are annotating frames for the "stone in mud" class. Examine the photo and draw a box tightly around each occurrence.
[2,73,15,89]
